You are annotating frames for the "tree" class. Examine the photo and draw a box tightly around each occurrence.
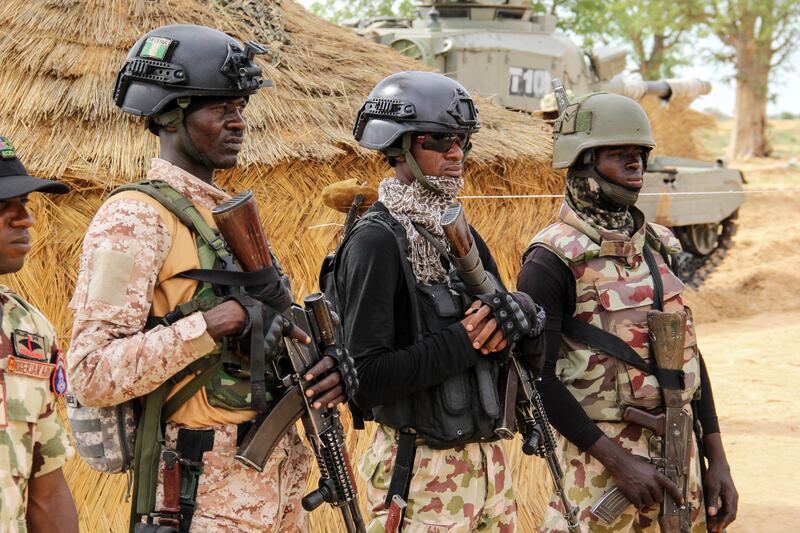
[308,0,415,24]
[553,0,704,79]
[707,0,800,159]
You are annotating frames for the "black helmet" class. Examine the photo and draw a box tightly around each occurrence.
[114,24,270,116]
[353,71,479,193]
[113,24,271,169]
[354,71,479,149]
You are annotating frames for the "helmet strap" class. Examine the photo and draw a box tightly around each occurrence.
[575,150,640,207]
[152,97,215,171]
[386,133,444,194]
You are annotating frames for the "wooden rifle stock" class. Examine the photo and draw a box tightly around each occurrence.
[212,190,273,271]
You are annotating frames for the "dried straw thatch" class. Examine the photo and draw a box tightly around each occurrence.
[0,0,562,531]
[641,95,717,160]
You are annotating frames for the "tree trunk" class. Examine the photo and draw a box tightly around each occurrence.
[728,41,772,160]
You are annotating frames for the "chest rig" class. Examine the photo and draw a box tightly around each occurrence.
[530,203,701,422]
[340,203,502,449]
[112,180,279,412]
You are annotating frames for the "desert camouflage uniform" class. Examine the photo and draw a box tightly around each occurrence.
[67,158,309,532]
[0,286,73,532]
[359,425,516,533]
[530,201,705,532]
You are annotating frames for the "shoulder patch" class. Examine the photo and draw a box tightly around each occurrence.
[12,330,48,361]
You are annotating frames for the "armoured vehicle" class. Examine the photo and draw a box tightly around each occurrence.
[346,0,743,285]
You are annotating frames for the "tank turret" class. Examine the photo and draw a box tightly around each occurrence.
[345,1,744,286]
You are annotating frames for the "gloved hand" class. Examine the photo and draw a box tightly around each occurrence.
[476,291,542,344]
[321,344,359,401]
[246,265,293,313]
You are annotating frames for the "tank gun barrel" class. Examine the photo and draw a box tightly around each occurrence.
[608,78,712,103]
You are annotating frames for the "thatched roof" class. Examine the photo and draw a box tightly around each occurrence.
[0,1,559,531]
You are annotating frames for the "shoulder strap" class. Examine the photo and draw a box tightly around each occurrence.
[111,180,232,267]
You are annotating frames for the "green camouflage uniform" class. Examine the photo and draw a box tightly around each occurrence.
[359,425,517,533]
[530,196,705,532]
[0,286,73,532]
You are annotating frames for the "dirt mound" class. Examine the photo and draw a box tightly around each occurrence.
[684,163,800,324]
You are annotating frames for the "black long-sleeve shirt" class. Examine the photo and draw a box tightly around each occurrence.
[518,246,720,451]
[337,218,501,410]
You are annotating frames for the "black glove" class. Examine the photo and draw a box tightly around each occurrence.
[321,344,359,401]
[247,266,293,313]
[476,291,544,344]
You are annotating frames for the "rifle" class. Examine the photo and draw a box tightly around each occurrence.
[212,191,367,533]
[439,204,581,533]
[590,311,693,532]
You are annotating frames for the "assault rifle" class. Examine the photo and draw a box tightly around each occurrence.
[439,204,581,533]
[590,311,693,532]
[212,191,366,533]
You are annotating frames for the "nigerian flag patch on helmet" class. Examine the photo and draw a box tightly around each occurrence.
[0,137,16,160]
[139,37,173,60]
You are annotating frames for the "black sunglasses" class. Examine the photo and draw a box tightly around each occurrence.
[416,132,471,153]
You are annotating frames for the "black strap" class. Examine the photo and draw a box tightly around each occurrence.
[385,430,417,512]
[562,316,650,373]
[178,267,279,287]
[175,429,215,533]
[642,244,664,312]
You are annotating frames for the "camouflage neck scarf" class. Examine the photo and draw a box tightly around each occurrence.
[565,174,635,235]
[379,175,463,285]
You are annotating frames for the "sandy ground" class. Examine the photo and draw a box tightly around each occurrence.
[682,159,800,533]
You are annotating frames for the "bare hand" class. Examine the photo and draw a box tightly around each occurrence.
[203,300,248,340]
[304,355,346,409]
[704,459,738,531]
[591,436,683,512]
[460,300,508,354]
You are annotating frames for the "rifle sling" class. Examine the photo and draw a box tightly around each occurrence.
[561,241,684,391]
[178,267,279,287]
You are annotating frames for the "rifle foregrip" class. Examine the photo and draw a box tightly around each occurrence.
[590,486,631,524]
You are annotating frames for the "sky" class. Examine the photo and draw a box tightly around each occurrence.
[296,0,800,117]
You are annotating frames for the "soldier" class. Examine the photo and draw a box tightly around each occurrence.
[0,137,78,532]
[66,25,346,532]
[336,71,542,532]
[518,92,738,532]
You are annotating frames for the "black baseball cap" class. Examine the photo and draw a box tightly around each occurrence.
[0,137,69,200]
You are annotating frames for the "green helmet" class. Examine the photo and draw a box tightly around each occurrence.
[552,92,655,169]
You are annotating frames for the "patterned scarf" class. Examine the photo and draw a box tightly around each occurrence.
[378,175,464,285]
[565,174,635,236]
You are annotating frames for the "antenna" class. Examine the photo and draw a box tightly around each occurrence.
[551,78,569,116]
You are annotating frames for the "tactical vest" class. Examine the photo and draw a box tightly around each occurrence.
[338,204,502,449]
[530,203,700,422]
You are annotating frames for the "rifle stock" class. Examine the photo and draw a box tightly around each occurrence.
[439,203,580,533]
[212,190,274,271]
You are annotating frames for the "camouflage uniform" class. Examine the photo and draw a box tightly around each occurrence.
[530,201,705,532]
[67,158,310,532]
[0,286,73,532]
[359,426,517,533]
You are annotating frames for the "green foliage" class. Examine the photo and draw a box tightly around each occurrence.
[545,0,706,79]
[308,0,415,24]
